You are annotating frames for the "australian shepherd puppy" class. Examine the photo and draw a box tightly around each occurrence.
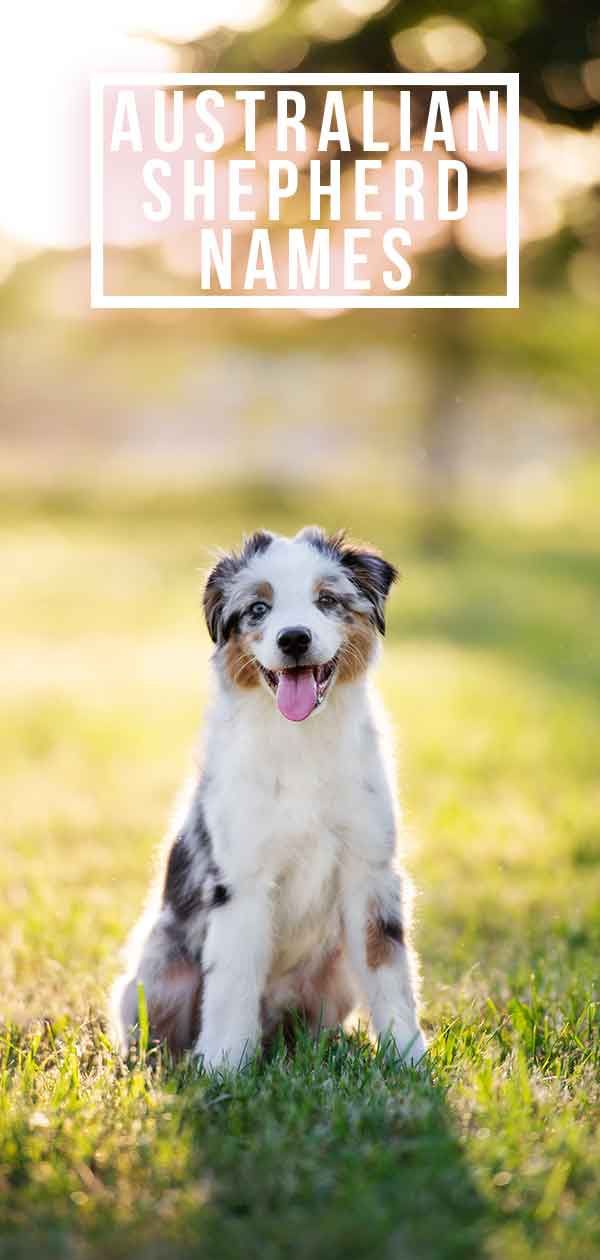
[111,527,426,1068]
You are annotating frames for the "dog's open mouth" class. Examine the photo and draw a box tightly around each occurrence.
[259,659,337,722]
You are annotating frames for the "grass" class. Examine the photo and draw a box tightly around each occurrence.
[1,474,599,1259]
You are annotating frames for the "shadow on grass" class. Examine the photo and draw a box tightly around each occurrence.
[0,1021,488,1260]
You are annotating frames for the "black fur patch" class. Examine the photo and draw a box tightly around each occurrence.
[164,802,232,920]
[189,806,212,855]
[163,836,204,920]
[204,531,274,644]
[206,855,231,907]
[212,882,231,907]
[339,549,397,635]
[381,914,405,947]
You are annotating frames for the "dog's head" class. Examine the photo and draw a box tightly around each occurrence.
[203,527,397,722]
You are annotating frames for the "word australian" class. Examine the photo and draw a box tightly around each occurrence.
[110,88,500,292]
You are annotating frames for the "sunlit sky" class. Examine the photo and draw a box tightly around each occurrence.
[0,0,273,249]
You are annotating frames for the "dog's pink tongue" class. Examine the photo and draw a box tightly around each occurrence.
[276,668,318,722]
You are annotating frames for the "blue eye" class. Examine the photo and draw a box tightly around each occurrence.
[249,601,270,619]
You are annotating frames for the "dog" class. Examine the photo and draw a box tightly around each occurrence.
[111,526,426,1068]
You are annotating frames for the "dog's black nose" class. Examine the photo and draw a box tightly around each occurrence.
[277,625,312,661]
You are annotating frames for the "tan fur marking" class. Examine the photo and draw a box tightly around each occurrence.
[337,613,377,683]
[314,577,341,595]
[224,635,261,689]
[255,581,274,601]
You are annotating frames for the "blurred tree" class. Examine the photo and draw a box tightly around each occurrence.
[181,0,600,128]
[167,1,600,537]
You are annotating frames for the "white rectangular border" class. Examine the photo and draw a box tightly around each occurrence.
[90,72,519,309]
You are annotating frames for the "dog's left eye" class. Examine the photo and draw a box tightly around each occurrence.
[248,601,270,619]
[317,592,338,610]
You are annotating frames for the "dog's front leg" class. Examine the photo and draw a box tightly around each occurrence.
[195,886,271,1072]
[342,863,426,1065]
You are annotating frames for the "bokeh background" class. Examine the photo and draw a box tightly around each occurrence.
[2,5,600,1257]
[2,0,600,486]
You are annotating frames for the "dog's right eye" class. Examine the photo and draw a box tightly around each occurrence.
[248,601,270,619]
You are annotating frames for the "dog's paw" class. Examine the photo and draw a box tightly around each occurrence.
[195,1034,257,1074]
[382,1024,428,1069]
[402,1027,427,1067]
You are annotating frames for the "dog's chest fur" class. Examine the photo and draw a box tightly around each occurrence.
[199,680,396,977]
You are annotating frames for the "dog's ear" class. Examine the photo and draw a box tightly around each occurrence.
[203,555,236,644]
[335,536,398,635]
[203,531,274,644]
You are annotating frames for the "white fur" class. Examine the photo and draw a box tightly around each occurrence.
[112,533,426,1069]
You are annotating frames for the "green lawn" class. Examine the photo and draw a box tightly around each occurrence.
[1,476,599,1259]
